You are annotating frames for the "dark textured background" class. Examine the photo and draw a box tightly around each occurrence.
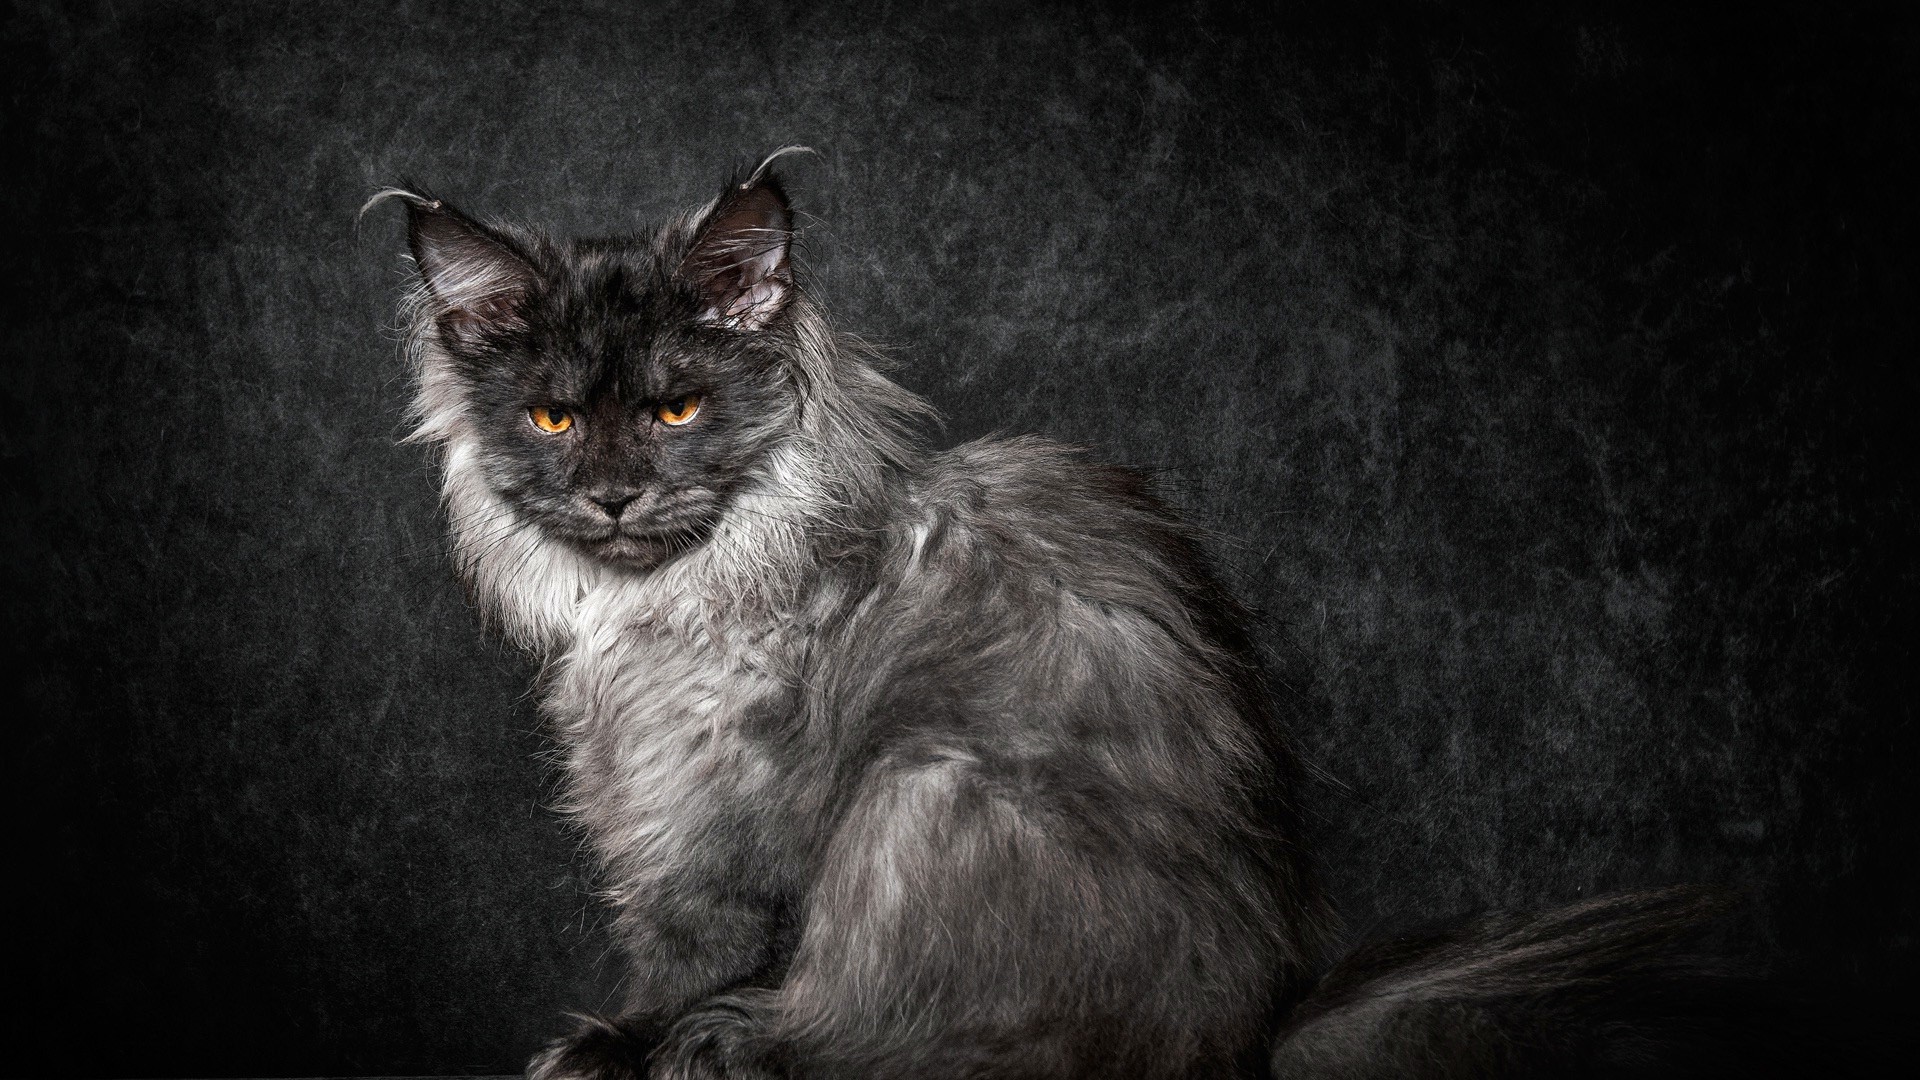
[4,1,1915,1075]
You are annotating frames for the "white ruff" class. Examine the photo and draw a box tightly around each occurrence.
[410,324,840,895]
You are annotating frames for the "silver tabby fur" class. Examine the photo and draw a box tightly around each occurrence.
[379,157,1828,1080]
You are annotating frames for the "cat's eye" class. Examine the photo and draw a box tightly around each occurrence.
[657,396,702,426]
[529,406,574,434]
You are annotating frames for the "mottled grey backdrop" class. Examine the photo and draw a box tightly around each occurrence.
[4,1,1914,1075]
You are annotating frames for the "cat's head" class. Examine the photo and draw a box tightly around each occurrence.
[388,164,809,572]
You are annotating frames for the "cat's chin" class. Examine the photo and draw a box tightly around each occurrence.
[576,527,707,571]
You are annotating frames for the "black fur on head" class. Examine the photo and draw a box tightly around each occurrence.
[386,168,805,571]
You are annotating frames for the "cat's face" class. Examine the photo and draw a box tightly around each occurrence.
[405,181,799,570]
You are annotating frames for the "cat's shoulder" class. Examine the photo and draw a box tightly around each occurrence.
[897,434,1205,595]
[916,434,1168,523]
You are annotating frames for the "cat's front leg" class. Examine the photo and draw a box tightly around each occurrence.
[530,873,785,1080]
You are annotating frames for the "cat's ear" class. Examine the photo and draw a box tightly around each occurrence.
[680,176,794,331]
[391,192,537,343]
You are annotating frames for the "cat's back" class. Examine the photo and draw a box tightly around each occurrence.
[775,435,1315,1079]
[825,433,1274,795]
[904,434,1216,610]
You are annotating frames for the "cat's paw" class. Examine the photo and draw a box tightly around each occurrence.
[527,1013,660,1080]
[649,991,781,1080]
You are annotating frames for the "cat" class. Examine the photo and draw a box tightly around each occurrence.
[370,153,1849,1079]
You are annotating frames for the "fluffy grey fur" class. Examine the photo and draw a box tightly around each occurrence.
[376,160,1836,1079]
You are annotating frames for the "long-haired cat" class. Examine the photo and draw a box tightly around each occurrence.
[371,153,1845,1079]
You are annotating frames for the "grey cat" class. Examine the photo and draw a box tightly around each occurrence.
[374,154,1829,1079]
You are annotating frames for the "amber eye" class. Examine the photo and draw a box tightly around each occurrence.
[657,395,702,426]
[529,406,573,434]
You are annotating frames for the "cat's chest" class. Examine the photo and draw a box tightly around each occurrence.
[543,595,798,863]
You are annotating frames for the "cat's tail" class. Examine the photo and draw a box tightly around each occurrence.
[1267,886,1891,1079]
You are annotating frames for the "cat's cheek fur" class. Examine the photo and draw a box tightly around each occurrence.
[439,439,605,652]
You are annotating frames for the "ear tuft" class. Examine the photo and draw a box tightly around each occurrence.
[397,195,536,344]
[681,178,794,331]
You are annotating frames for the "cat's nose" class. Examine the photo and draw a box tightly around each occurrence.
[588,492,638,519]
